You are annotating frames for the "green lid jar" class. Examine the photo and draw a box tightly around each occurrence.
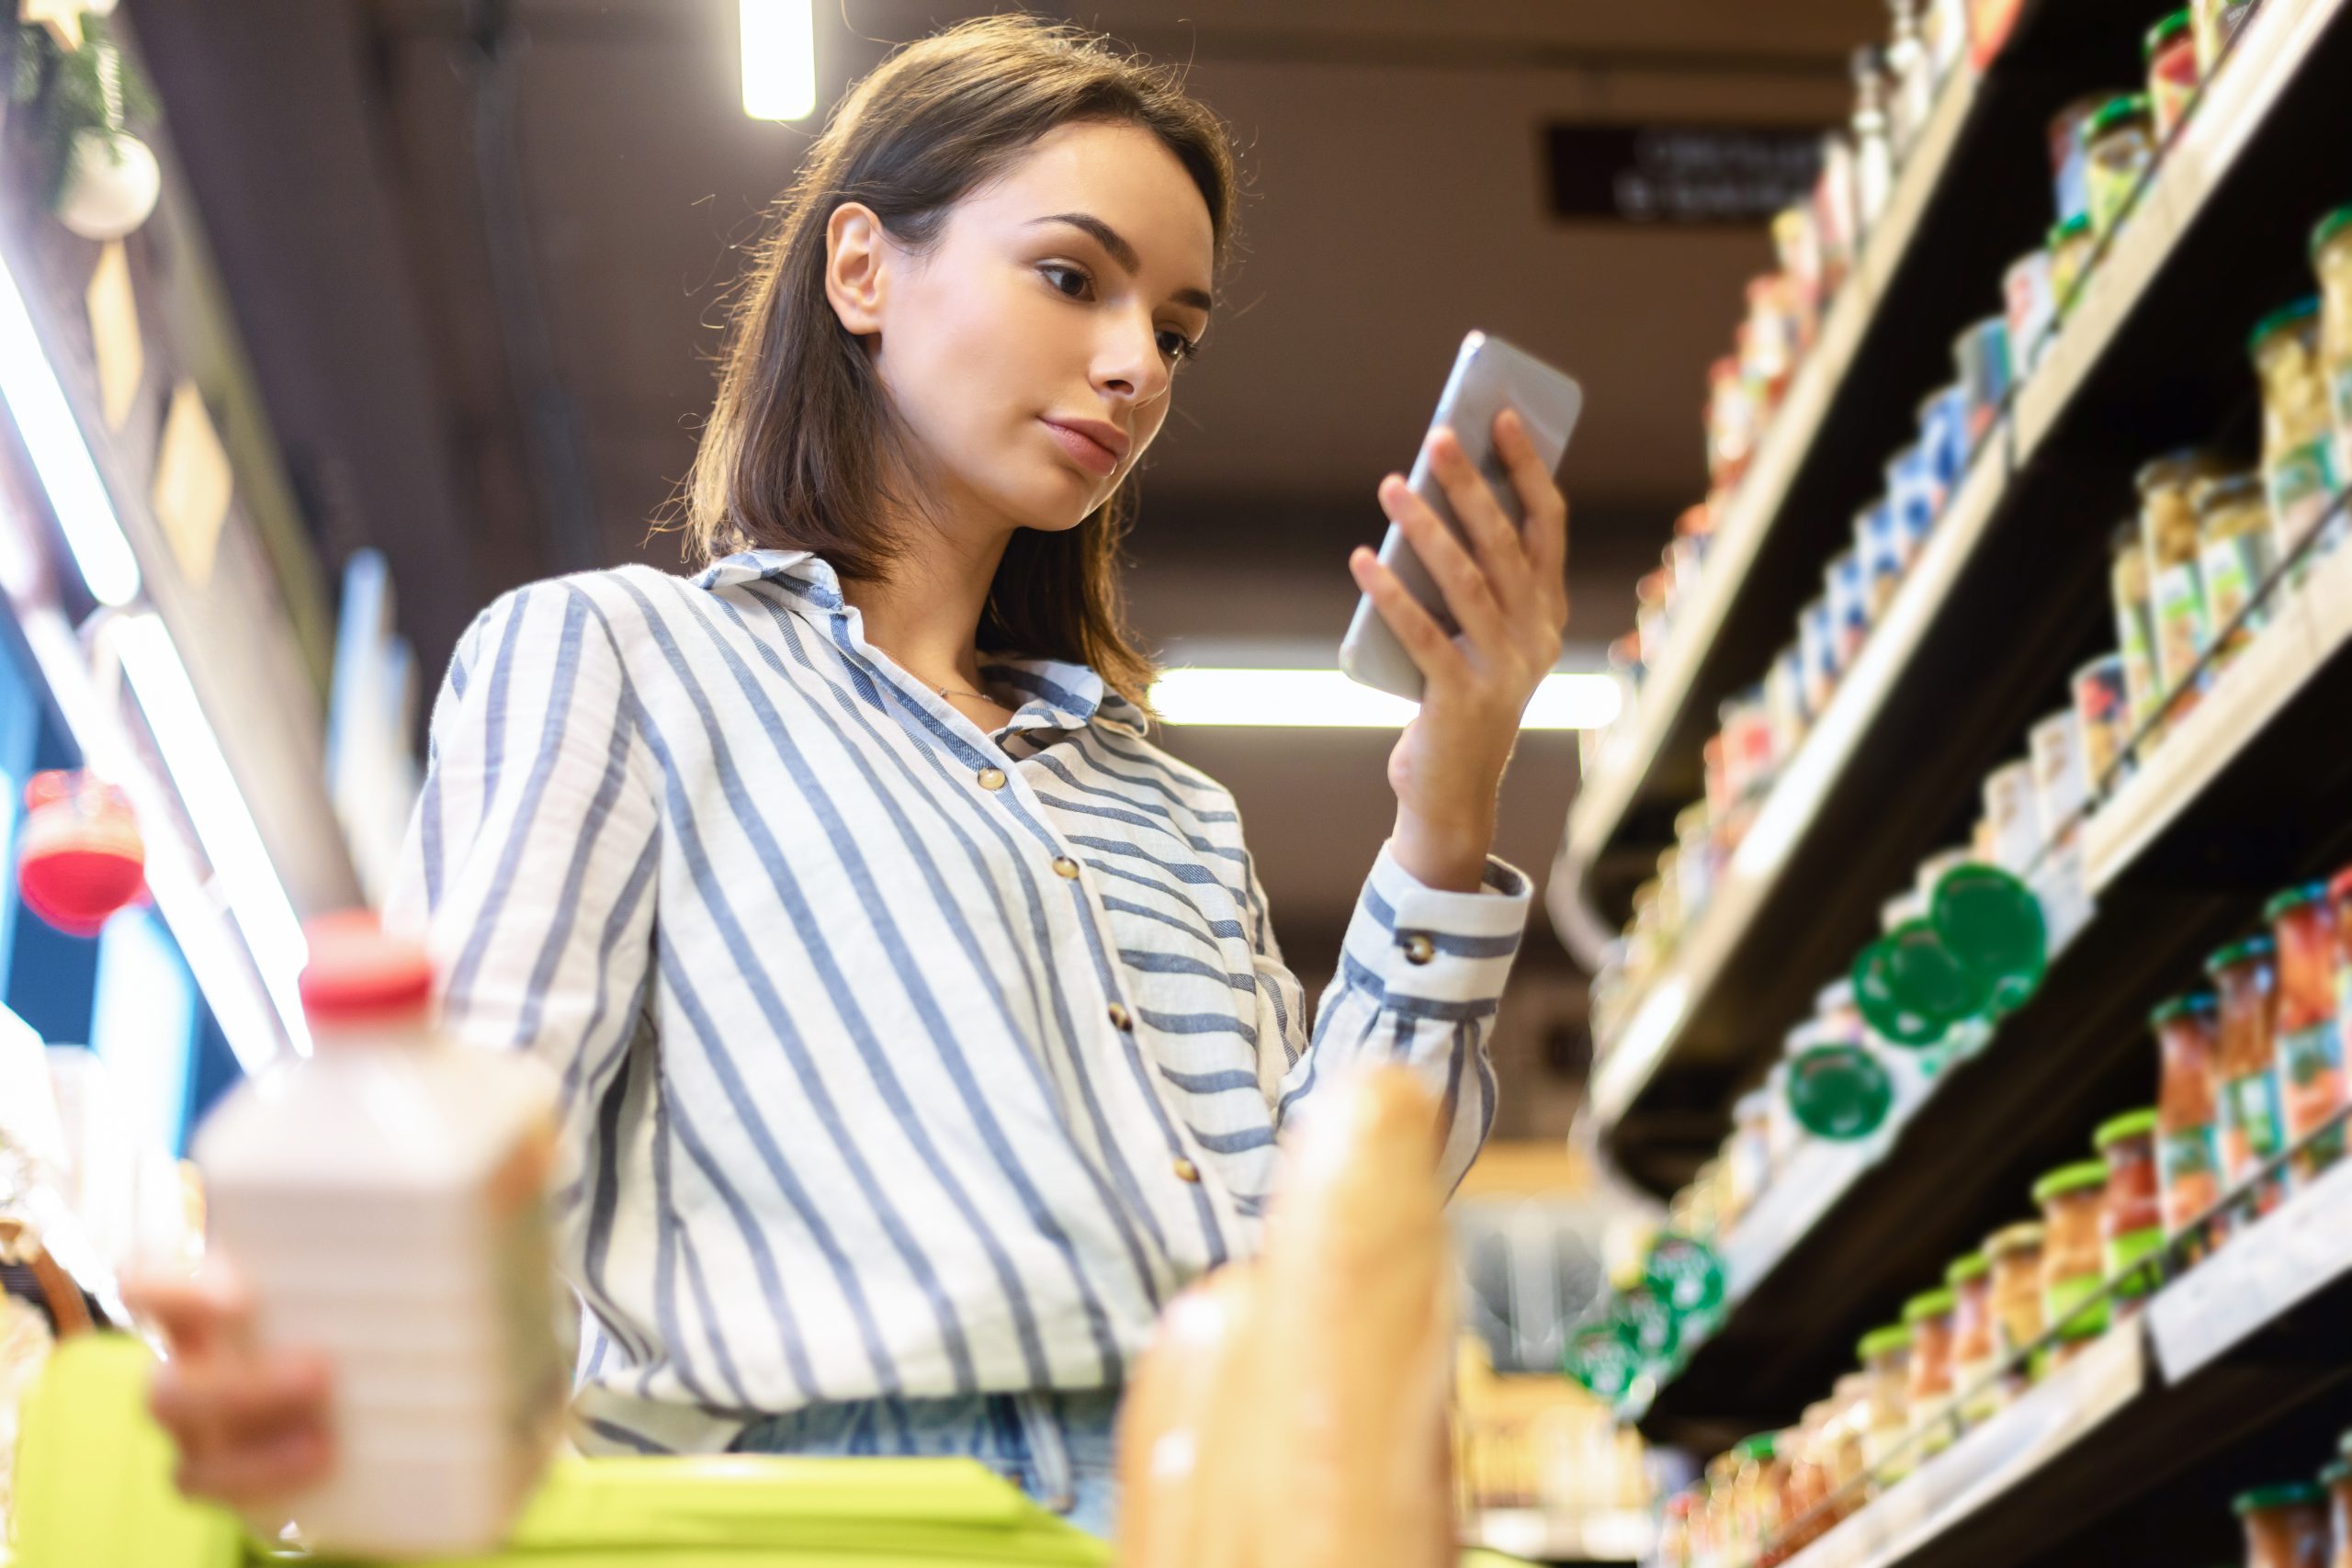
[2206,933,2279,974]
[2095,1108,2160,1149]
[1945,1251,1990,1286]
[2263,882,2329,922]
[1858,1324,1912,1363]
[2235,1483,2329,1565]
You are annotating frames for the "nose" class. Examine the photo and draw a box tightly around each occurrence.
[1094,307,1169,410]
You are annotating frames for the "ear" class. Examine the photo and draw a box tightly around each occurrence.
[823,202,890,336]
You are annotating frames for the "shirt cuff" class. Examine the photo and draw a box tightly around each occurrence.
[1338,837,1534,1007]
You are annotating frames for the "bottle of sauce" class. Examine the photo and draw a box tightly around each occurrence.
[2269,884,2346,1185]
[2235,1483,2330,1568]
[2209,935,2286,1220]
[192,913,567,1558]
[2094,1110,2164,1314]
[2154,992,2227,1247]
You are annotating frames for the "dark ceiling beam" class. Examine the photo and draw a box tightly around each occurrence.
[125,0,492,696]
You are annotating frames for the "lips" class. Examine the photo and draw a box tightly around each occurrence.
[1040,417,1128,478]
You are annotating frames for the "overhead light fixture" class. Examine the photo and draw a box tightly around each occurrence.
[1148,668,1622,729]
[741,0,818,121]
[110,613,311,1054]
[0,243,141,605]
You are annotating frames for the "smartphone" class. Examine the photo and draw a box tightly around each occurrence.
[1339,331,1584,703]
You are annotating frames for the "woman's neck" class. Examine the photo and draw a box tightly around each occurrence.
[841,524,1015,697]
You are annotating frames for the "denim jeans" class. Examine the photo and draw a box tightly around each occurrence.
[729,1388,1123,1541]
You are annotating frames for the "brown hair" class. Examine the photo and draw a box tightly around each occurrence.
[679,14,1239,723]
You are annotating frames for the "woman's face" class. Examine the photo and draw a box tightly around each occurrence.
[832,120,1217,537]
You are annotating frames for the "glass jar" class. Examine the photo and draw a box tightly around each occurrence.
[2084,94,2154,243]
[2195,471,2278,660]
[2236,1483,2330,1568]
[2252,299,2342,572]
[1946,1253,1998,1427]
[2046,96,2107,231]
[2095,1109,2165,1314]
[2034,1161,2109,1337]
[2141,450,2230,718]
[2315,209,2352,489]
[2073,652,2133,792]
[1825,1371,1872,1506]
[2050,215,2095,319]
[1728,1089,1778,1223]
[2269,884,2346,1184]
[2193,0,2263,80]
[2110,519,2165,739]
[1857,1325,1913,1482]
[1731,1432,1786,1561]
[1902,1289,1958,1453]
[2210,935,2286,1218]
[2325,1458,2352,1568]
[1985,1221,2047,1364]
[2146,10,2199,141]
[2154,993,2228,1247]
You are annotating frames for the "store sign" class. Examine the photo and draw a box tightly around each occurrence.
[1544,123,1821,224]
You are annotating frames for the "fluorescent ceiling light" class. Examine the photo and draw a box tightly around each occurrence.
[112,613,311,1053]
[1148,668,1621,729]
[0,245,141,604]
[741,0,817,121]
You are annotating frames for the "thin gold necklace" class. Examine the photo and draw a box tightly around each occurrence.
[935,681,994,703]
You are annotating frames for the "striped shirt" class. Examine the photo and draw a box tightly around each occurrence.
[381,547,1532,1456]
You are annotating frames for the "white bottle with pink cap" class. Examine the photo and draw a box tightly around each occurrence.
[192,911,567,1557]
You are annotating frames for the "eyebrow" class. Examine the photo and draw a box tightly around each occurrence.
[1027,212,1215,314]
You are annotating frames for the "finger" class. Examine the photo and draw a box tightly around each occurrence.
[1494,410,1571,625]
[1377,473,1507,650]
[130,1258,259,1362]
[177,1422,334,1509]
[153,1349,331,1457]
[1350,547,1469,687]
[1426,425,1536,620]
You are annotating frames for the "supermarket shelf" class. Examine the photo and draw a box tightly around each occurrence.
[1555,0,2144,926]
[1466,1508,1650,1566]
[1586,0,2352,1191]
[1770,1161,2352,1568]
[2084,541,2352,894]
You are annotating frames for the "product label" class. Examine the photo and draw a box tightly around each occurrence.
[2268,441,2344,579]
[2042,1272,2109,1339]
[2279,1021,2348,1179]
[2158,1124,2222,1236]
[2151,560,2211,699]
[2220,1068,2286,1219]
[2197,531,2271,654]
[2115,602,2162,732]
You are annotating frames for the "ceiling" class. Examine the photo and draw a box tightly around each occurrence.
[129,0,1880,1125]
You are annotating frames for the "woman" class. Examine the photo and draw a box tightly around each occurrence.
[130,13,1568,1541]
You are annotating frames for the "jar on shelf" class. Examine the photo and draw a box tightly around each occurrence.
[1985,1220,2047,1366]
[2146,10,2199,140]
[2094,1109,2165,1314]
[1732,1431,1787,1562]
[2109,519,2165,741]
[2154,992,2226,1246]
[1902,1289,1958,1453]
[1857,1325,1913,1483]
[2268,883,2346,1184]
[2195,471,2278,660]
[2046,96,2108,231]
[2314,209,2352,488]
[2083,94,2154,243]
[2324,1456,2352,1568]
[2006,245,2058,376]
[2033,1161,2109,1338]
[2210,934,2286,1219]
[2192,0,2263,81]
[2073,652,2133,793]
[2235,1483,2330,1568]
[1727,1089,1779,1223]
[2049,214,2096,321]
[2252,299,2343,574]
[1825,1371,1872,1504]
[1947,1252,1999,1427]
[2141,449,2230,720]
[1774,1408,1829,1562]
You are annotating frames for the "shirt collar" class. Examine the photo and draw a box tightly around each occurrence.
[693,547,1149,739]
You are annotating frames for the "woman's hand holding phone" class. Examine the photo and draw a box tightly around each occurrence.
[1348,406,1570,893]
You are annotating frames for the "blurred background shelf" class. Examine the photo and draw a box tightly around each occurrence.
[1576,0,2352,1192]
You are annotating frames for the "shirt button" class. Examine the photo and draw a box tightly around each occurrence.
[977,767,1007,791]
[1171,1157,1202,1184]
[1106,1001,1133,1032]
[1401,932,1437,965]
[1051,855,1081,880]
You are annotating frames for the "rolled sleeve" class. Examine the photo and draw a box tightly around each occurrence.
[1267,837,1533,1193]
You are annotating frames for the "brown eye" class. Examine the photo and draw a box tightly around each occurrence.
[1039,264,1090,299]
